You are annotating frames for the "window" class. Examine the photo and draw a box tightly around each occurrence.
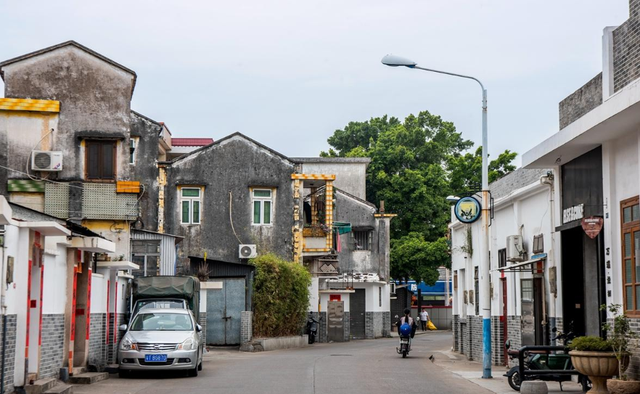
[474,266,479,315]
[132,240,160,277]
[252,189,273,225]
[353,230,371,250]
[129,137,138,164]
[621,197,640,315]
[180,187,201,225]
[498,248,507,268]
[85,140,116,181]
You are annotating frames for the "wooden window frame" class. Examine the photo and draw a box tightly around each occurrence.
[85,140,117,182]
[621,196,640,316]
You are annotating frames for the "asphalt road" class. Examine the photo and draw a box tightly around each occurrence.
[72,331,493,394]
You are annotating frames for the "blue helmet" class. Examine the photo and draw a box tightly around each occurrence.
[399,322,412,337]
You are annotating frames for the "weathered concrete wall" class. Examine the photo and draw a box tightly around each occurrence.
[165,134,296,270]
[294,158,370,200]
[130,112,161,231]
[558,73,602,130]
[334,191,392,280]
[1,45,135,182]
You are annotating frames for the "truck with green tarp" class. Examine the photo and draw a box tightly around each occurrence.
[129,276,200,322]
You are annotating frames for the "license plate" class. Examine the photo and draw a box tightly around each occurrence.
[144,354,167,362]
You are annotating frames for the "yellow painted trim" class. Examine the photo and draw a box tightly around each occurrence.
[0,98,60,113]
[303,248,331,253]
[374,214,397,218]
[291,174,336,181]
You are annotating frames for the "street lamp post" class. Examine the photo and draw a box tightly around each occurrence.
[381,54,492,379]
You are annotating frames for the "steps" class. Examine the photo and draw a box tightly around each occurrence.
[68,372,109,384]
[25,378,72,394]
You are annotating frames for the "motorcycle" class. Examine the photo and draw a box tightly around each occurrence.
[396,335,411,358]
[504,329,591,392]
[306,317,318,344]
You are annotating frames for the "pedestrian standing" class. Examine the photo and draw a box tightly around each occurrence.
[420,308,429,331]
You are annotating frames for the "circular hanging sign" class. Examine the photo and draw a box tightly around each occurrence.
[454,196,482,224]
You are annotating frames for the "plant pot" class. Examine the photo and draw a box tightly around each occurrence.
[569,350,618,394]
[607,379,640,394]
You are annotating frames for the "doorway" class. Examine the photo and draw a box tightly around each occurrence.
[27,245,43,376]
[349,289,366,339]
[73,259,91,367]
[206,278,245,345]
[327,301,344,342]
[561,227,605,337]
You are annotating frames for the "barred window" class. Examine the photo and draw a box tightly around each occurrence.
[353,230,371,250]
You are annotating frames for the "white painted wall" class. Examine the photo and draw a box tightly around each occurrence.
[319,292,350,313]
[91,273,106,314]
[42,238,68,314]
[451,179,554,323]
[309,277,319,312]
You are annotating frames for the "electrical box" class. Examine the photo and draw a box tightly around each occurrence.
[507,235,525,262]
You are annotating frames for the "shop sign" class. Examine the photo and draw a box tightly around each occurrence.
[563,203,584,224]
[454,196,482,224]
[581,216,603,239]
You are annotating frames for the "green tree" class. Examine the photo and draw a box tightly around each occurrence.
[323,110,516,284]
[252,253,311,337]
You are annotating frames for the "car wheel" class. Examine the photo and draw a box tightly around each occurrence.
[188,365,199,377]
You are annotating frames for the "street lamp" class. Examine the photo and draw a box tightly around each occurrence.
[382,54,492,379]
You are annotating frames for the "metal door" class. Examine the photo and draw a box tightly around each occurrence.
[350,289,366,339]
[521,279,535,346]
[328,301,344,342]
[206,278,245,345]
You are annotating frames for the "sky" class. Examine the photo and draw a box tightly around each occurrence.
[0,1,630,166]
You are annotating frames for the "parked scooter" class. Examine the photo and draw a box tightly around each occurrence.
[396,323,412,358]
[306,317,318,344]
[504,329,591,392]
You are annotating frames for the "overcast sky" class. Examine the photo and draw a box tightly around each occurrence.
[0,1,630,165]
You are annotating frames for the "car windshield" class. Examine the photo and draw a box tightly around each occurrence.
[130,313,193,331]
[133,300,185,316]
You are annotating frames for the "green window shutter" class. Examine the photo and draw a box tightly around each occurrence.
[193,201,200,224]
[182,201,190,223]
[253,201,261,224]
[263,201,271,224]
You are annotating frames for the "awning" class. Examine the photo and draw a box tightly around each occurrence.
[493,253,547,273]
[97,261,139,270]
[71,236,116,253]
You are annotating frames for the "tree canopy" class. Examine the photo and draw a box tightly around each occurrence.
[321,111,516,284]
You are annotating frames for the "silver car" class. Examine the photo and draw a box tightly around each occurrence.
[118,308,203,377]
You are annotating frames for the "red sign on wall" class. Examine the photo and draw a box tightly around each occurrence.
[330,295,341,302]
[582,216,604,239]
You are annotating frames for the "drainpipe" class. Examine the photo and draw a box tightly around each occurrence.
[1,226,6,394]
[540,172,556,344]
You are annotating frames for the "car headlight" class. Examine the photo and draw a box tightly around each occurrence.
[178,338,196,350]
[120,337,138,350]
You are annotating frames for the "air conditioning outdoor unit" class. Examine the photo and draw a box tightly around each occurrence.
[506,235,525,262]
[31,151,63,171]
[239,244,257,259]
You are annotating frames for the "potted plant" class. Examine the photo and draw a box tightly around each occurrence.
[603,304,640,394]
[569,336,616,394]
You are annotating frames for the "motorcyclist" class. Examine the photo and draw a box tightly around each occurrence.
[396,308,417,349]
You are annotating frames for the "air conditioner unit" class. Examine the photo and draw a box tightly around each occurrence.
[239,244,257,259]
[507,235,525,262]
[31,151,63,171]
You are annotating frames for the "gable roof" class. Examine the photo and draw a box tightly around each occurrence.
[170,132,293,165]
[0,40,137,92]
